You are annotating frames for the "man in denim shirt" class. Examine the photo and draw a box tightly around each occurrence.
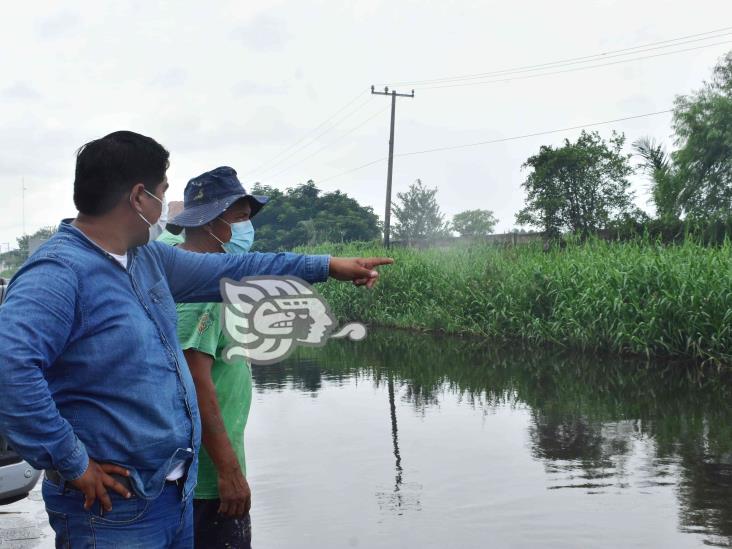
[0,131,391,548]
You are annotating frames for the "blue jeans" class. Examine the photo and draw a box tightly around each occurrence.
[42,478,193,548]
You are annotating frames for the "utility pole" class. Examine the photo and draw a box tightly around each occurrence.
[371,85,414,248]
[21,177,26,239]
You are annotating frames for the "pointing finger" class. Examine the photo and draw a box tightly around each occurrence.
[363,257,394,268]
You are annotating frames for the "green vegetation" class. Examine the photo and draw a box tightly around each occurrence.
[517,130,635,238]
[249,180,380,251]
[0,225,57,279]
[299,239,732,368]
[450,209,498,237]
[631,53,732,226]
[391,178,450,242]
[632,136,681,221]
[515,53,732,241]
[671,51,732,218]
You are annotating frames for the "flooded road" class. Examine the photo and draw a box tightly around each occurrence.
[246,329,732,548]
[2,328,731,547]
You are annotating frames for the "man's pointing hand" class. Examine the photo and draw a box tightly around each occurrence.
[328,257,394,288]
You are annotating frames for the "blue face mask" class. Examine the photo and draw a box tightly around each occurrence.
[216,219,255,254]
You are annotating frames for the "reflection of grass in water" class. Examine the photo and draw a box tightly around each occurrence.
[269,329,732,540]
[284,329,732,455]
[298,239,732,368]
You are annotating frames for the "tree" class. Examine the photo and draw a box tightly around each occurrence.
[451,209,498,237]
[16,226,57,256]
[633,137,683,220]
[391,179,448,244]
[672,51,732,217]
[0,226,58,278]
[248,180,380,251]
[516,131,635,237]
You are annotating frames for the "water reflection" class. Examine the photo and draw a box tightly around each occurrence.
[376,372,422,515]
[250,329,732,547]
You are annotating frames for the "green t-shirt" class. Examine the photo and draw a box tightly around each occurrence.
[158,229,185,246]
[176,301,253,499]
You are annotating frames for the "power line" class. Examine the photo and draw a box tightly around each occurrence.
[416,40,732,90]
[247,30,730,185]
[253,94,374,179]
[390,26,732,87]
[241,90,368,178]
[319,109,673,183]
[251,93,372,178]
[396,110,672,157]
[413,32,732,87]
[319,157,387,183]
[265,106,389,182]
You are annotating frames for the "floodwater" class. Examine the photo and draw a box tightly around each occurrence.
[2,328,730,548]
[246,329,732,548]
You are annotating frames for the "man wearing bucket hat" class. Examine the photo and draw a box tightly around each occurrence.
[160,166,266,548]
[164,166,268,240]
[0,131,392,548]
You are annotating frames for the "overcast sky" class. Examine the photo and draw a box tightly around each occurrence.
[2,0,732,248]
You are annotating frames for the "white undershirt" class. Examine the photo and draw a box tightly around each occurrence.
[166,461,187,481]
[106,249,189,481]
[108,251,128,269]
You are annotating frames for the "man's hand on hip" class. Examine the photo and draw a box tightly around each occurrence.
[68,458,131,511]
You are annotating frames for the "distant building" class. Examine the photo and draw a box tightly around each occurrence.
[28,235,49,256]
[169,200,184,220]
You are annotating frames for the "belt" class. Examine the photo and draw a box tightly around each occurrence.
[45,469,183,495]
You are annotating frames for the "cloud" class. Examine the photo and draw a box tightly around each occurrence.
[148,67,188,89]
[163,106,298,154]
[231,14,290,52]
[0,82,41,100]
[36,10,81,40]
[232,79,288,96]
[0,114,89,180]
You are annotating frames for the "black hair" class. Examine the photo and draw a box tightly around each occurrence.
[73,131,170,216]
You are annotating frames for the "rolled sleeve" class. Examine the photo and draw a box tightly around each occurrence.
[304,254,330,283]
[55,437,89,481]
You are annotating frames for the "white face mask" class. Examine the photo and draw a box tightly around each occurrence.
[132,189,167,243]
[153,194,169,241]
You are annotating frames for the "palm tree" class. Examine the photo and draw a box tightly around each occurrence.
[633,137,684,220]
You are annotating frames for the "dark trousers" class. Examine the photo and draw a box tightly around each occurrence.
[193,499,251,549]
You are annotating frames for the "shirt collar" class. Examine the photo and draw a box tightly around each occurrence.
[58,218,138,266]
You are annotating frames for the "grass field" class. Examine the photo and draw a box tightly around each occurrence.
[298,239,732,368]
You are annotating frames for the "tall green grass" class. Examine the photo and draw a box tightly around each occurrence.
[298,239,732,367]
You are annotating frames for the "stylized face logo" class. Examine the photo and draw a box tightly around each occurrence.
[220,276,364,365]
[251,297,334,342]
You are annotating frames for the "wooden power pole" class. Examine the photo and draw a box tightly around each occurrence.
[371,85,414,248]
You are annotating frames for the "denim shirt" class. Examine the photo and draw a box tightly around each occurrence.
[0,220,330,500]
